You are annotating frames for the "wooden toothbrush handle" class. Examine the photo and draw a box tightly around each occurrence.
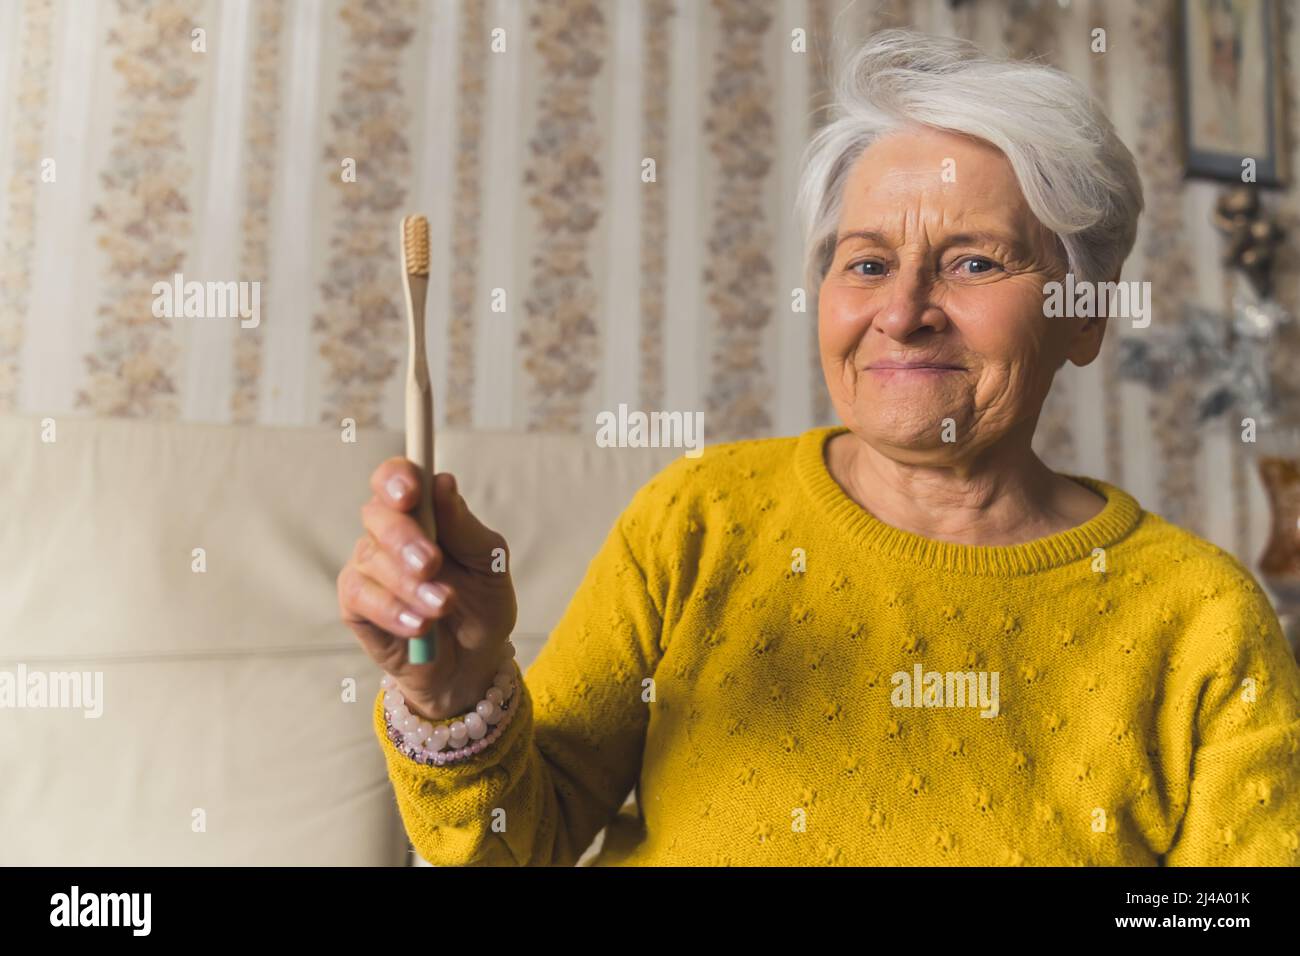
[405,377,437,664]
[404,258,437,664]
[405,378,437,541]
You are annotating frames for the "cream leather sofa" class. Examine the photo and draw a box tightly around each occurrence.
[0,414,679,865]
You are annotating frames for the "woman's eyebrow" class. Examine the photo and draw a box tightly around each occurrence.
[945,231,1019,248]
[833,229,890,248]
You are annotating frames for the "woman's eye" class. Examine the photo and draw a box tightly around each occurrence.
[955,256,1000,275]
[850,260,886,276]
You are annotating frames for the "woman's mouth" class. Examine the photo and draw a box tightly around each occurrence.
[864,361,967,375]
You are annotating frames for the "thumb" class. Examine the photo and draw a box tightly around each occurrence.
[431,472,502,564]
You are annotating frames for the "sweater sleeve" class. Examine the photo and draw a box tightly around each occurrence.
[372,491,667,867]
[1162,580,1300,866]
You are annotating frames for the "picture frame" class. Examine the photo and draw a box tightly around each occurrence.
[1179,0,1288,187]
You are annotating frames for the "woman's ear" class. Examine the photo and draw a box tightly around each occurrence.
[1066,270,1121,368]
[1066,316,1107,368]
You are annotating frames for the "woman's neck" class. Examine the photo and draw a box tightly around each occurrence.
[825,429,1106,547]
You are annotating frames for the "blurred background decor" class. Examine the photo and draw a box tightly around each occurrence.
[1179,0,1286,185]
[1117,187,1289,429]
[1258,437,1300,652]
[1119,183,1299,651]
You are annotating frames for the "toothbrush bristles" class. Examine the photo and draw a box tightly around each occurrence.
[403,215,430,277]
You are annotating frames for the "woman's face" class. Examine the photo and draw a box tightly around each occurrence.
[818,126,1102,465]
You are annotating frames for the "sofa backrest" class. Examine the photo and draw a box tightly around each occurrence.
[0,414,679,864]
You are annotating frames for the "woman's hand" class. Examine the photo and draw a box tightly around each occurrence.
[338,458,518,721]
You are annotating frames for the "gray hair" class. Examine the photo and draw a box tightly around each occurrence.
[797,29,1144,295]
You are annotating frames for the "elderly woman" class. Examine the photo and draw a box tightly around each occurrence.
[338,31,1300,866]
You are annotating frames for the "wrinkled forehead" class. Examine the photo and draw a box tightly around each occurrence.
[844,145,1024,214]
[836,134,1052,247]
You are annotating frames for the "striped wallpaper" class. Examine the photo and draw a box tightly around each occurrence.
[2,0,1298,573]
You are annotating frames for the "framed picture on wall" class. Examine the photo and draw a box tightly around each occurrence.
[1179,0,1287,186]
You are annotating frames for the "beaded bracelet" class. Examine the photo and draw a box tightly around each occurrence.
[380,642,520,767]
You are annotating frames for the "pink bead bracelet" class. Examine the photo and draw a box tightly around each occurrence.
[380,643,520,767]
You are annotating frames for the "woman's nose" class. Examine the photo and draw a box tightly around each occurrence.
[874,267,947,340]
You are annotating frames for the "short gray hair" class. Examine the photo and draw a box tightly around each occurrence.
[797,29,1144,295]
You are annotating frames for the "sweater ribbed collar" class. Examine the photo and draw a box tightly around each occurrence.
[794,425,1145,577]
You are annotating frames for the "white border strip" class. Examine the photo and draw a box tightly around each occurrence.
[182,0,251,424]
[260,0,322,426]
[472,0,521,428]
[415,0,459,432]
[774,0,812,435]
[1105,21,1160,510]
[1186,182,1235,548]
[22,0,102,415]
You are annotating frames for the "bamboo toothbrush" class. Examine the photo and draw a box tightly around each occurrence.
[400,214,437,665]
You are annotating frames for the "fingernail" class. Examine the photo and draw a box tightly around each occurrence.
[402,542,429,571]
[386,476,410,501]
[417,582,447,610]
[398,610,423,630]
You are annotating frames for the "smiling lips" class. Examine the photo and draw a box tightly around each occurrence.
[865,360,967,373]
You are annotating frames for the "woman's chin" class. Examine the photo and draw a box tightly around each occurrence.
[854,425,967,458]
[850,403,968,447]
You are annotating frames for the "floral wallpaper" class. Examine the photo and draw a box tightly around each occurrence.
[81,0,203,418]
[232,0,285,425]
[1134,0,1201,532]
[444,0,486,428]
[637,0,673,412]
[314,0,420,429]
[2,0,1299,570]
[704,0,775,439]
[520,0,606,431]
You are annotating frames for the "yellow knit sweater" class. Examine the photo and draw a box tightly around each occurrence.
[374,425,1300,866]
